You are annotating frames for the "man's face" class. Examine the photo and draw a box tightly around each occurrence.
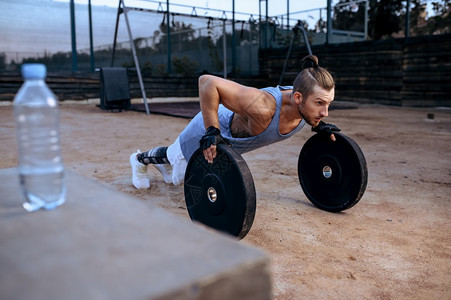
[297,85,335,127]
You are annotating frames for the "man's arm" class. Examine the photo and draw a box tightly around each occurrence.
[198,75,272,163]
[198,75,267,129]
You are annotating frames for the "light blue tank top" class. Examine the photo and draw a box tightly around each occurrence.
[179,86,306,160]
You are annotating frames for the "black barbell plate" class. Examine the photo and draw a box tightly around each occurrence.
[298,132,368,212]
[184,143,256,239]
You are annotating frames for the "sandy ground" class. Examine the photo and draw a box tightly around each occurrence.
[1,101,450,299]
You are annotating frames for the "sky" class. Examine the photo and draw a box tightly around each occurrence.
[56,0,329,18]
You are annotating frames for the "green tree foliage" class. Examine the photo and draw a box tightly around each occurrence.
[368,0,404,39]
[154,17,196,53]
[333,0,449,40]
[172,56,199,75]
[333,1,367,32]
[421,0,450,34]
[379,0,451,37]
[0,53,6,70]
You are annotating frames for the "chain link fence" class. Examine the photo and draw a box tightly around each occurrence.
[2,0,446,74]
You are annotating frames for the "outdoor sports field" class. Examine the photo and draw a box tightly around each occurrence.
[1,101,450,299]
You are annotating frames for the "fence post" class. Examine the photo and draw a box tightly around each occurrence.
[232,0,236,75]
[405,0,411,38]
[326,0,332,44]
[88,0,95,72]
[167,0,172,74]
[70,0,78,72]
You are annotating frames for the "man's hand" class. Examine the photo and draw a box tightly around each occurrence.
[200,126,229,163]
[312,121,341,141]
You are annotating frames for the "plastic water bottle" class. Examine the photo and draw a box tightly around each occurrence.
[13,64,66,212]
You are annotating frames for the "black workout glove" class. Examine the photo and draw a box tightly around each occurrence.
[312,121,341,135]
[199,126,230,150]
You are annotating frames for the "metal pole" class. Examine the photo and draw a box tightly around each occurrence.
[232,0,236,75]
[279,31,295,86]
[299,26,312,56]
[259,0,261,23]
[249,22,252,75]
[265,0,268,21]
[259,0,262,48]
[111,0,121,67]
[266,0,269,48]
[120,0,150,115]
[166,0,172,74]
[405,0,410,38]
[279,23,313,85]
[88,0,95,72]
[364,0,368,39]
[223,20,227,79]
[326,0,332,44]
[70,0,77,72]
[287,0,289,29]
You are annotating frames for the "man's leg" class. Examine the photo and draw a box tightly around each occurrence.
[136,147,173,185]
[137,147,169,164]
[130,146,172,189]
[166,137,188,185]
[130,138,187,188]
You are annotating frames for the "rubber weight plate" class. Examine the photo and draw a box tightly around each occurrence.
[184,143,256,239]
[298,132,368,212]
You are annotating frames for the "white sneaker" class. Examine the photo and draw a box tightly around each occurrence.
[130,150,150,189]
[154,164,173,184]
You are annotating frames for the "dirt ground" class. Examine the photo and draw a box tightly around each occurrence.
[1,100,450,299]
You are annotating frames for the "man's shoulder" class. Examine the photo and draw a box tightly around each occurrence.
[260,85,293,90]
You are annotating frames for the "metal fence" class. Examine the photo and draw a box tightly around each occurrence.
[0,0,370,74]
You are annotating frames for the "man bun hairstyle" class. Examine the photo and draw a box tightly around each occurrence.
[301,55,320,69]
[293,55,335,99]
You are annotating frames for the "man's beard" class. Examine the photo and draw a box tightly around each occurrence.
[298,105,320,127]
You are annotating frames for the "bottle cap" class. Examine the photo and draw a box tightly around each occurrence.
[21,63,47,79]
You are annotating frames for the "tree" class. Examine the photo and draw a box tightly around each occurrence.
[332,0,404,40]
[0,53,6,70]
[368,0,404,39]
[155,17,196,53]
[172,56,199,75]
[341,0,450,39]
[333,0,366,32]
[395,0,449,37]
[424,0,450,34]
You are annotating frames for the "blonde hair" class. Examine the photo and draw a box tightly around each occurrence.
[293,55,335,98]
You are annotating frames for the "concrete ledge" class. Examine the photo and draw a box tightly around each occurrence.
[0,168,272,300]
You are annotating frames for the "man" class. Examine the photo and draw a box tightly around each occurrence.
[130,55,338,189]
